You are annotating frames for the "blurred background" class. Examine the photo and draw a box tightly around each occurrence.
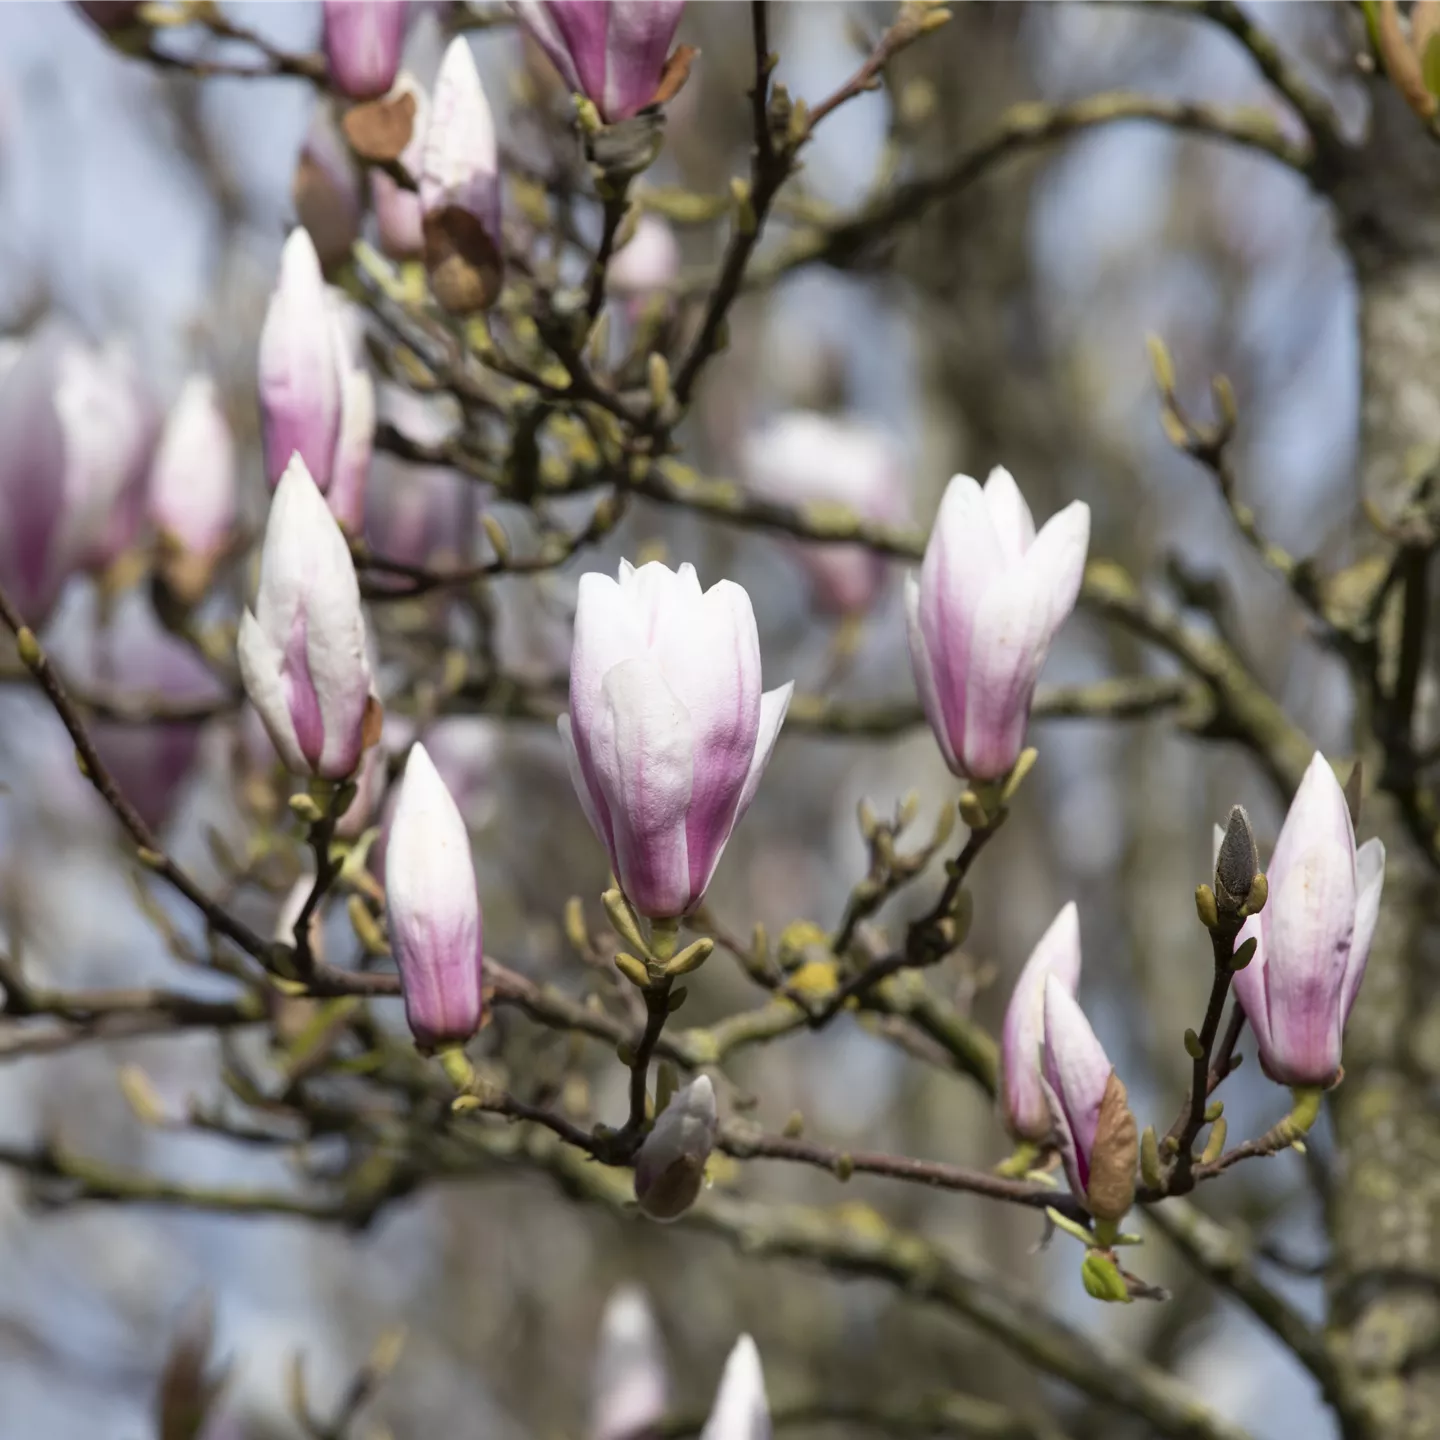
[0,3,1371,1437]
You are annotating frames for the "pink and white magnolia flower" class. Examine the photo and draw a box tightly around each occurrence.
[149,375,236,572]
[607,212,680,302]
[0,329,72,626]
[906,468,1089,781]
[237,455,376,779]
[743,411,908,616]
[514,1,687,122]
[322,0,409,100]
[635,1075,716,1221]
[1231,752,1386,1088]
[386,741,484,1048]
[1000,901,1082,1144]
[560,560,793,920]
[1041,975,1114,1206]
[700,1335,770,1440]
[590,1286,668,1440]
[258,230,375,530]
[55,334,156,574]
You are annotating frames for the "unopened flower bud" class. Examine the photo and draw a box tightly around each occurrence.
[907,468,1089,779]
[322,0,408,101]
[1214,804,1259,917]
[385,741,484,1048]
[237,455,377,779]
[634,1074,716,1221]
[420,37,502,315]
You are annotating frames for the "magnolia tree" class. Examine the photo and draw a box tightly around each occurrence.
[3,2,1440,1438]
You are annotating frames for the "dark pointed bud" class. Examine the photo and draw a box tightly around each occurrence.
[1214,805,1259,916]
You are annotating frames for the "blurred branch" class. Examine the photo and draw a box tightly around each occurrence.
[1162,0,1347,166]
[1147,1199,1364,1429]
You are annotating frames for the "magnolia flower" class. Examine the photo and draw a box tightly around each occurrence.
[293,101,363,272]
[322,0,408,100]
[0,329,71,626]
[560,560,793,920]
[149,376,235,601]
[515,1,687,123]
[1231,752,1386,1088]
[1000,901,1081,1144]
[608,212,680,301]
[237,455,377,779]
[634,1075,716,1220]
[420,37,502,315]
[700,1335,770,1440]
[258,230,375,530]
[742,411,907,615]
[1041,976,1136,1223]
[906,468,1089,781]
[54,335,156,574]
[386,742,485,1048]
[590,1286,668,1440]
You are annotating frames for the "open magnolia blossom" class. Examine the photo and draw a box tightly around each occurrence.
[560,560,793,920]
[1042,975,1136,1223]
[633,1075,717,1221]
[237,455,377,780]
[1000,901,1082,1144]
[590,1286,668,1440]
[700,1335,771,1440]
[386,742,485,1049]
[1231,752,1385,1088]
[907,467,1089,781]
[515,0,688,123]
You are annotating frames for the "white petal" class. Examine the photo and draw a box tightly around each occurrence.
[591,657,694,918]
[734,681,793,823]
[590,1286,669,1440]
[700,1334,770,1440]
[1024,499,1090,634]
[904,571,958,772]
[981,466,1036,563]
[558,712,610,850]
[237,608,305,774]
[1268,752,1355,901]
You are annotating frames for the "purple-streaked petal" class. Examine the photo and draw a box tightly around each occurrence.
[1000,901,1081,1143]
[591,657,694,918]
[918,473,1004,761]
[258,230,342,489]
[1260,841,1356,1085]
[237,609,306,774]
[1042,975,1111,1192]
[322,0,408,100]
[905,571,958,772]
[600,0,686,120]
[1229,908,1271,1058]
[649,578,761,894]
[513,0,584,94]
[558,711,611,855]
[386,741,484,1047]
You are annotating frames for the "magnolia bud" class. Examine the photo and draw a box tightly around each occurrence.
[420,37,502,315]
[634,1075,716,1221]
[385,742,484,1048]
[700,1334,770,1440]
[322,0,408,101]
